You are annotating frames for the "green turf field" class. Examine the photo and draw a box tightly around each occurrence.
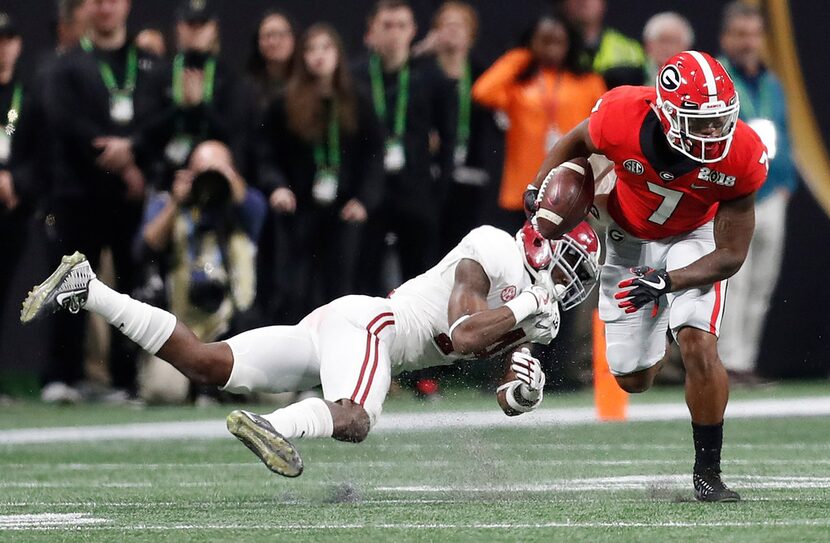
[2,383,830,542]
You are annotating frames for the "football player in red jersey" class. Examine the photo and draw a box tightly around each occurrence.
[525,51,768,502]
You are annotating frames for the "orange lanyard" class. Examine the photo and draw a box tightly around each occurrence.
[536,70,562,126]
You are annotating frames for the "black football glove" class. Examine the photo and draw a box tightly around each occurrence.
[615,266,672,316]
[523,184,539,219]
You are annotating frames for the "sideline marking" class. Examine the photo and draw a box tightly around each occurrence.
[2,397,830,445]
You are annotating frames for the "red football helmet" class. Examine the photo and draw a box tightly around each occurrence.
[517,221,601,311]
[655,50,740,163]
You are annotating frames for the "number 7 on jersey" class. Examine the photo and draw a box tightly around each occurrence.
[645,182,683,225]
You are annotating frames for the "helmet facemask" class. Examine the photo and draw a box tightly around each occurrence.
[516,222,600,312]
[548,232,600,311]
[659,98,740,163]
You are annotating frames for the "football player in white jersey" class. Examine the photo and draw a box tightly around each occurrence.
[21,221,600,477]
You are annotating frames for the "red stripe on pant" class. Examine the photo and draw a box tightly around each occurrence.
[709,281,723,334]
[359,320,395,405]
[350,312,395,403]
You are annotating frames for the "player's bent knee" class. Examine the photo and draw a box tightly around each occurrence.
[331,400,371,443]
[614,374,652,394]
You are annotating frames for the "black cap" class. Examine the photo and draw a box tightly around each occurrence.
[176,0,218,23]
[0,12,19,38]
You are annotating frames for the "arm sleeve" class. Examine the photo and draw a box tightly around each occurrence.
[234,186,268,242]
[255,100,291,195]
[587,91,612,154]
[471,49,532,111]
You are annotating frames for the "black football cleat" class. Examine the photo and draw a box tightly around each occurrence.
[226,410,303,477]
[693,469,741,502]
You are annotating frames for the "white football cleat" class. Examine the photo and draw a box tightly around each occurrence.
[20,251,96,323]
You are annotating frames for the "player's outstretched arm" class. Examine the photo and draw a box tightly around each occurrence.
[447,259,549,355]
[496,346,545,416]
[668,193,756,292]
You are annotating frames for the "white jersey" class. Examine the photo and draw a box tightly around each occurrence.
[388,226,560,373]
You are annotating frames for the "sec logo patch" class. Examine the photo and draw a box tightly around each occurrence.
[501,286,517,302]
[623,159,644,175]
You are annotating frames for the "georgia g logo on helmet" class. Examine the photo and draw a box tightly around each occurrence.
[659,64,682,92]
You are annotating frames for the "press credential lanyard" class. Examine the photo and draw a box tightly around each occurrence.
[314,101,341,173]
[4,83,22,136]
[456,61,471,148]
[172,53,217,106]
[81,37,138,97]
[369,54,409,138]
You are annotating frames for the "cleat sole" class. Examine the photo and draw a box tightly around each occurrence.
[226,410,303,478]
[20,252,88,324]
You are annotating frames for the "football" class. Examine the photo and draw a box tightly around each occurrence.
[534,157,595,239]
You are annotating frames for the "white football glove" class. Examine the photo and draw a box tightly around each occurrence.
[497,348,546,414]
[511,348,546,401]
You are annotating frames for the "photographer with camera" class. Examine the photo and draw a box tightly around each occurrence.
[137,140,266,403]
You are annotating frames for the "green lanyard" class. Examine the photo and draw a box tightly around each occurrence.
[456,61,472,146]
[172,53,217,106]
[314,101,341,172]
[80,37,138,95]
[4,83,22,136]
[719,56,774,120]
[369,54,409,138]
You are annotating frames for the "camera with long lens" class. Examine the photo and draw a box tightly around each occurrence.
[186,168,232,312]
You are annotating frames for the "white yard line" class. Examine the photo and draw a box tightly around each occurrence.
[377,474,830,492]
[2,396,830,445]
[5,519,830,531]
[0,513,107,528]
[6,458,830,471]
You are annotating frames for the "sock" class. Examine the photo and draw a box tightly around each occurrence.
[262,398,334,440]
[692,421,724,473]
[85,279,177,355]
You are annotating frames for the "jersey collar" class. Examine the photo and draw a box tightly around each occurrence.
[639,108,699,182]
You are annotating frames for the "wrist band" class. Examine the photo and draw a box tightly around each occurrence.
[504,290,538,324]
[448,314,471,342]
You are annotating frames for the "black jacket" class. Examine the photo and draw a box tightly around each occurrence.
[257,88,385,214]
[351,55,456,213]
[49,40,166,203]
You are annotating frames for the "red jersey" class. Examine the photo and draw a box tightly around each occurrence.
[588,86,768,240]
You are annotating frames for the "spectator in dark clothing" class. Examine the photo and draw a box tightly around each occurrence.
[0,14,39,359]
[258,23,384,322]
[245,10,297,112]
[421,1,497,254]
[243,10,298,325]
[352,0,456,297]
[42,0,167,403]
[142,0,253,186]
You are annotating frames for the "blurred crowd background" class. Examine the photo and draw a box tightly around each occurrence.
[1,0,828,405]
